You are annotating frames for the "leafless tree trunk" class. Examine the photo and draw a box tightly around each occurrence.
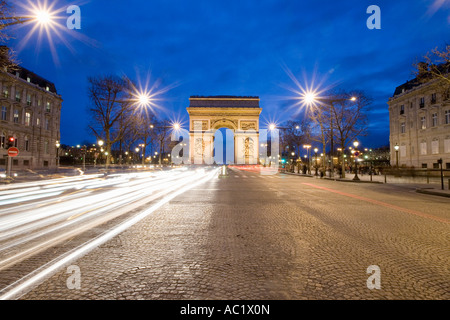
[87,75,131,168]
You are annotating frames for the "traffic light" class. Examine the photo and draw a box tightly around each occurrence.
[7,136,14,148]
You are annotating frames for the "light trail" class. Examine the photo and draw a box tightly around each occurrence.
[0,167,219,299]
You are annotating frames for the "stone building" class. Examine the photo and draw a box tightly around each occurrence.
[187,96,262,165]
[0,65,62,170]
[388,77,450,169]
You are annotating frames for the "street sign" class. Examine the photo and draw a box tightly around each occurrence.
[354,151,360,157]
[7,147,19,157]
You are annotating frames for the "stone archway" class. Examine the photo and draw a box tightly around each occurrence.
[187,96,262,165]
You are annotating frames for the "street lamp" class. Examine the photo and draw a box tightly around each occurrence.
[55,140,60,170]
[0,8,54,29]
[394,143,399,168]
[135,147,140,164]
[352,140,360,181]
[303,144,311,175]
[314,147,319,176]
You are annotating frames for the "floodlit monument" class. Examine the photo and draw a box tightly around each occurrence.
[187,96,262,165]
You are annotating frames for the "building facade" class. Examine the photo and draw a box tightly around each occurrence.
[388,78,450,169]
[0,66,62,170]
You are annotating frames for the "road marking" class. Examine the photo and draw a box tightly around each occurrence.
[302,183,450,224]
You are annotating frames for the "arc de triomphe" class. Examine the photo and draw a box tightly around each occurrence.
[187,96,262,165]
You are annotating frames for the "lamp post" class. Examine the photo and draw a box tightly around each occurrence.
[394,143,399,168]
[98,140,104,168]
[303,144,311,175]
[314,147,319,176]
[135,147,140,164]
[55,140,60,171]
[352,140,360,181]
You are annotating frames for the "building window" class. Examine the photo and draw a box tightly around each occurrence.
[24,160,30,166]
[13,109,19,123]
[400,122,406,133]
[13,137,18,148]
[1,106,7,121]
[419,97,425,108]
[25,112,31,126]
[38,99,42,107]
[400,105,405,115]
[46,102,51,113]
[431,93,437,104]
[15,90,21,102]
[45,118,50,130]
[445,110,450,125]
[444,139,450,153]
[422,163,427,168]
[36,118,40,127]
[44,160,49,167]
[420,116,426,129]
[432,113,438,127]
[24,136,30,151]
[2,86,8,98]
[431,140,439,154]
[420,142,427,155]
[400,145,406,158]
[26,94,32,106]
[44,140,49,154]
[0,132,5,149]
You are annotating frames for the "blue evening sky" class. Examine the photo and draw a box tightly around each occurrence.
[8,0,450,148]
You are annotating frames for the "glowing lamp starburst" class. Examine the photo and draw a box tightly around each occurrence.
[303,92,317,105]
[138,93,151,107]
[35,10,52,25]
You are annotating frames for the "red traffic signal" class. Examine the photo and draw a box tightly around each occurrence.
[7,136,15,148]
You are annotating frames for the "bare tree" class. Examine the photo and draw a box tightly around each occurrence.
[87,75,131,167]
[307,106,331,166]
[329,91,372,178]
[0,1,19,70]
[414,45,450,86]
[150,118,172,165]
[135,112,157,165]
[280,119,311,156]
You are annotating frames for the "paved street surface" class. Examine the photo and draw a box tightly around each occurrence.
[0,166,449,300]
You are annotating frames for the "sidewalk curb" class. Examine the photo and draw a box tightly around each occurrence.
[416,188,450,198]
[324,178,384,184]
[281,172,383,183]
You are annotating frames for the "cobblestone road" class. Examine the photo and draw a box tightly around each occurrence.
[21,168,450,300]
